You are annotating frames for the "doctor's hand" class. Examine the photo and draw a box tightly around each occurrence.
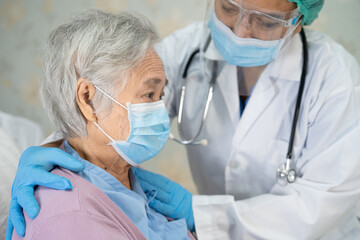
[6,146,84,240]
[133,167,195,232]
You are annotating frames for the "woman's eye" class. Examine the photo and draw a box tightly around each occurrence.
[160,93,165,100]
[146,92,154,99]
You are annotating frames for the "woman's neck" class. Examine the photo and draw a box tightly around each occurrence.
[66,137,132,190]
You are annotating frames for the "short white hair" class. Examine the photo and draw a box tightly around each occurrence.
[41,9,159,138]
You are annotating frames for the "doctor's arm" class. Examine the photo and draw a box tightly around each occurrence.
[6,144,84,239]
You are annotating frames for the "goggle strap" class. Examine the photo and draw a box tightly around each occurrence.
[282,17,302,41]
[284,15,301,28]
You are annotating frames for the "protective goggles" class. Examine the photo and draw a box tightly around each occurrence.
[213,0,301,41]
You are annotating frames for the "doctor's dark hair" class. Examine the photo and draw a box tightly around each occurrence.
[41,9,159,138]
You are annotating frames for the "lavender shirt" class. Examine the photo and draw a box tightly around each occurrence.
[12,142,193,240]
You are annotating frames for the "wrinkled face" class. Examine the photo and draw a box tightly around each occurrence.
[96,49,167,142]
[214,0,298,40]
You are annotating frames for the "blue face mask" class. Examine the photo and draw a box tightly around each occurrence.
[94,87,170,166]
[208,11,285,67]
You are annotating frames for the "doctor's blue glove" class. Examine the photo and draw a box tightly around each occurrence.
[133,168,195,232]
[6,146,84,240]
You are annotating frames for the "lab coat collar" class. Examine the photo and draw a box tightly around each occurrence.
[204,39,225,62]
[216,63,240,127]
[203,33,240,127]
[203,32,302,131]
[268,33,303,82]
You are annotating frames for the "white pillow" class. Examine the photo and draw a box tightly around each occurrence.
[0,111,44,239]
[0,111,44,152]
[0,127,20,238]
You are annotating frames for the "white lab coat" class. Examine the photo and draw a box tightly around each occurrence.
[158,22,360,239]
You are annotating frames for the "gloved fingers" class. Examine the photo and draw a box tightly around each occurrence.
[170,194,191,220]
[46,148,85,172]
[30,168,73,190]
[16,186,40,219]
[148,197,173,217]
[185,213,195,232]
[140,180,171,203]
[18,146,42,165]
[6,217,14,240]
[19,146,84,172]
[133,167,171,190]
[8,199,26,237]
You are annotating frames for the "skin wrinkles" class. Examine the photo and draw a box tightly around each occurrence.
[130,51,166,102]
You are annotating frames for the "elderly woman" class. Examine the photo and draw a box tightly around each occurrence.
[12,10,193,240]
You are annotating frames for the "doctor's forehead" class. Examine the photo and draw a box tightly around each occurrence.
[226,0,297,12]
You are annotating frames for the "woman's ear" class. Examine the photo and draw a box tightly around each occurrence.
[76,78,97,122]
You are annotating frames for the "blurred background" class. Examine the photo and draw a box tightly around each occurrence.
[0,0,359,194]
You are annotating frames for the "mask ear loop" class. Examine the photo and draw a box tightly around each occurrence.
[94,86,128,110]
[92,86,134,169]
[93,122,115,143]
[92,121,123,171]
[93,86,131,141]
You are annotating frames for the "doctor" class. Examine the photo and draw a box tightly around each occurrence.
[7,0,360,239]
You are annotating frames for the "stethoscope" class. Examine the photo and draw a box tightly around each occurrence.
[169,35,214,146]
[170,29,308,185]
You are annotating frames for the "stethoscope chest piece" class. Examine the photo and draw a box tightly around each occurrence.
[276,162,297,186]
[275,28,307,186]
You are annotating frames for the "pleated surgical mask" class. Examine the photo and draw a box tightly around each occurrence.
[208,10,300,67]
[93,86,170,166]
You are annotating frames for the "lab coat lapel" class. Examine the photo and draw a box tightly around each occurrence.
[232,33,303,146]
[205,40,240,128]
[216,63,240,128]
[205,33,302,134]
[234,70,277,145]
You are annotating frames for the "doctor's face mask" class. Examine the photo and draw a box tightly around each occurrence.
[206,0,301,67]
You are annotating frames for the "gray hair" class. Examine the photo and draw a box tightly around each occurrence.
[41,9,159,138]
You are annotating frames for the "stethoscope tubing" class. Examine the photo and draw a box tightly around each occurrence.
[174,29,308,184]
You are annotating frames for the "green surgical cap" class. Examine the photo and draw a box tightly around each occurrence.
[288,0,324,25]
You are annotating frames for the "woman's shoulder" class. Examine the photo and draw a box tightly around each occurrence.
[33,168,84,216]
[16,168,145,240]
